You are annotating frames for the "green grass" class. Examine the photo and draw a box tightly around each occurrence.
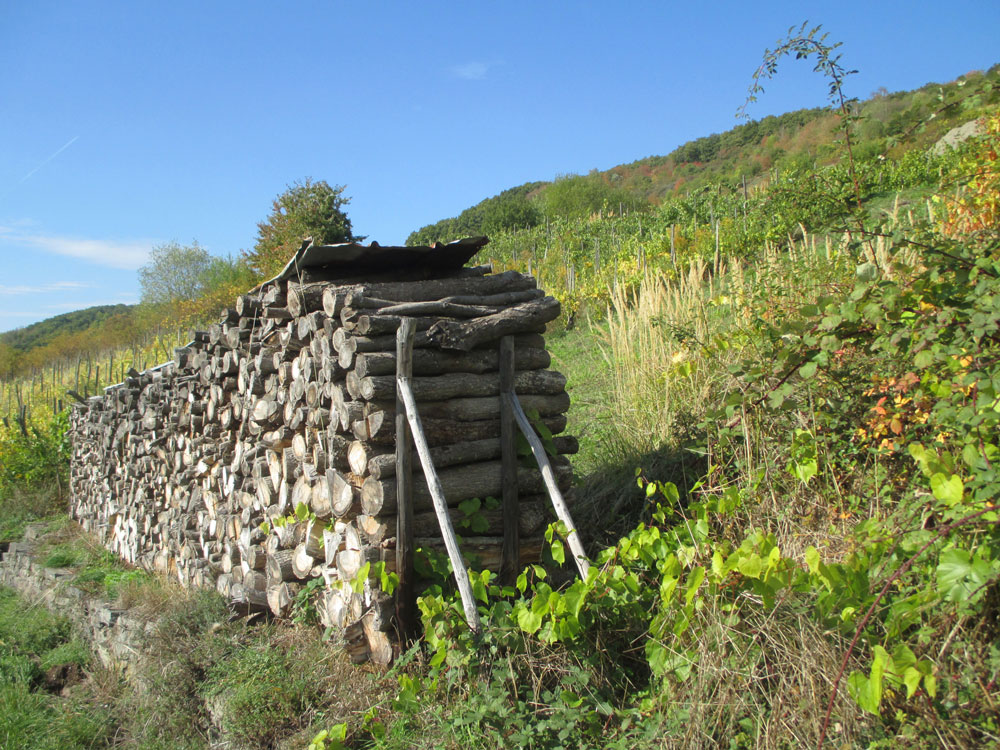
[0,487,66,543]
[36,524,154,600]
[0,587,115,749]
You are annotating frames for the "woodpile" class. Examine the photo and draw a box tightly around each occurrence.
[69,239,576,665]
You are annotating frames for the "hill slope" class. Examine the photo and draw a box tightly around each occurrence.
[0,305,134,354]
[407,63,1000,245]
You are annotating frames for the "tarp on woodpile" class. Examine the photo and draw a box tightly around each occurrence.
[271,236,489,284]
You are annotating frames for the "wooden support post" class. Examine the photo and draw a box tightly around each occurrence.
[505,392,590,580]
[714,220,721,276]
[499,336,519,585]
[670,224,677,273]
[395,319,417,643]
[398,378,481,633]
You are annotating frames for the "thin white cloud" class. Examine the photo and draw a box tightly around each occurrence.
[0,281,90,296]
[451,61,490,80]
[18,136,79,184]
[1,231,151,270]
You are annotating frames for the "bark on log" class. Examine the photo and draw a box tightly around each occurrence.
[428,297,561,351]
[266,549,296,583]
[361,457,573,515]
[352,347,550,378]
[358,369,567,402]
[366,434,578,480]
[353,411,567,447]
[286,282,331,318]
[350,271,535,303]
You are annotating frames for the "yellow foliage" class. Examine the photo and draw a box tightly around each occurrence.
[942,109,1000,236]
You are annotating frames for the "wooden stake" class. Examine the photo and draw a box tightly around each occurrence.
[499,336,518,585]
[398,376,481,632]
[395,319,417,643]
[505,392,590,580]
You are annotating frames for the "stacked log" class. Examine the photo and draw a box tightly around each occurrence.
[69,252,576,665]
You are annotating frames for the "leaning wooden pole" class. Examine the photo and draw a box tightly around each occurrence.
[395,319,418,643]
[397,327,482,633]
[499,336,519,585]
[505,392,590,580]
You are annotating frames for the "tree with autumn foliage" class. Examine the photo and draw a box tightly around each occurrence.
[246,179,361,279]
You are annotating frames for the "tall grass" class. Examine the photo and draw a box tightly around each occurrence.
[600,236,859,459]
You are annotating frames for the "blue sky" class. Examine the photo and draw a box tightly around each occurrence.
[1,1,998,333]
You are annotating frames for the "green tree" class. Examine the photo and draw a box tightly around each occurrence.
[541,173,644,220]
[138,241,212,305]
[0,341,17,380]
[247,178,359,278]
[481,195,542,236]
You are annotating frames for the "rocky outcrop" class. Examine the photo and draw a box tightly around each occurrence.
[932,119,984,156]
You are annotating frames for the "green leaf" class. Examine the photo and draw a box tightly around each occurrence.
[936,547,985,601]
[685,566,706,606]
[930,473,964,506]
[470,514,489,534]
[550,538,565,566]
[645,639,668,675]
[471,573,488,604]
[798,360,818,379]
[737,553,762,579]
[923,672,937,698]
[804,546,820,574]
[516,604,542,634]
[562,583,587,618]
[902,667,922,699]
[847,646,887,715]
[458,497,481,516]
[711,549,726,578]
[560,690,583,708]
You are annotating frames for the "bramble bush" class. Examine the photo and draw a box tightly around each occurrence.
[388,80,1000,749]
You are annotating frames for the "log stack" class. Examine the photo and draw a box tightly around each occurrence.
[69,238,577,664]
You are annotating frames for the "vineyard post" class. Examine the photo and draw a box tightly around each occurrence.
[670,224,677,273]
[714,220,721,276]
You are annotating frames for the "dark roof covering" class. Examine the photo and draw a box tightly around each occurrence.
[271,236,489,284]
[92,237,490,393]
